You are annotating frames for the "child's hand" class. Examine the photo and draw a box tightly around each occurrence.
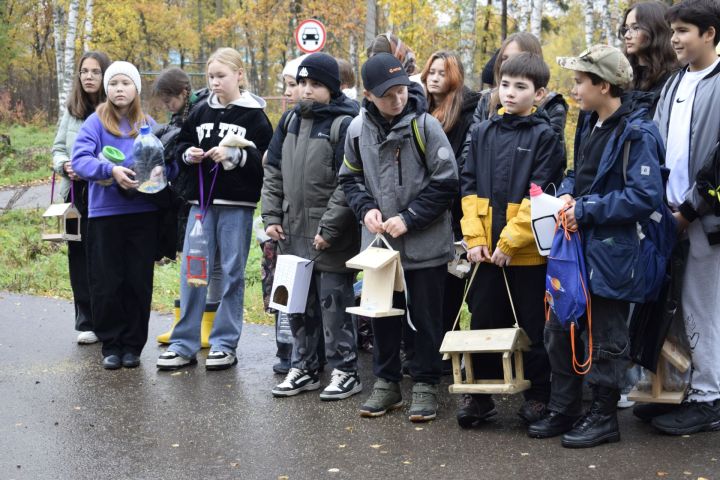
[313,234,330,250]
[185,147,204,164]
[112,166,138,190]
[382,216,407,238]
[364,209,384,234]
[558,194,574,204]
[266,224,286,241]
[673,211,690,232]
[467,245,490,263]
[490,247,512,267]
[203,146,228,164]
[563,202,578,231]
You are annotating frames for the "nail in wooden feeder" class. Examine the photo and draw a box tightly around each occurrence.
[628,339,690,404]
[41,203,82,242]
[269,255,314,314]
[440,328,531,394]
[345,246,405,317]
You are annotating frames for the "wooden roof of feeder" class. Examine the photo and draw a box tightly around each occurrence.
[42,203,80,217]
[440,328,531,354]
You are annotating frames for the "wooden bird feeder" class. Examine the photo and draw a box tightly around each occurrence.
[345,246,405,318]
[628,339,690,404]
[41,203,81,242]
[440,328,532,395]
[269,255,314,314]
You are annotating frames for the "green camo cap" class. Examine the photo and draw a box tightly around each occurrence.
[557,44,633,88]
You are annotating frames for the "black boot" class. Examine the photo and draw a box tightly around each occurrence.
[562,386,621,448]
[527,410,581,438]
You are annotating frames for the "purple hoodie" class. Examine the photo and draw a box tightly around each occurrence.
[72,113,160,218]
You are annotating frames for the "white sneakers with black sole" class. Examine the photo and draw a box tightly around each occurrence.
[272,368,321,397]
[320,369,362,401]
[205,351,237,371]
[157,351,197,370]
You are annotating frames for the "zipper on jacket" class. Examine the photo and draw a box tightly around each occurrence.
[395,145,402,186]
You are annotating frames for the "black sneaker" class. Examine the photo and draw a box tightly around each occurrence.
[319,369,362,401]
[205,351,237,371]
[518,399,548,425]
[272,368,321,397]
[651,400,720,435]
[121,352,140,368]
[102,355,122,370]
[456,394,497,428]
[632,403,680,422]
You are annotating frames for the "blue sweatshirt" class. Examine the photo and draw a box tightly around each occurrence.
[72,113,162,218]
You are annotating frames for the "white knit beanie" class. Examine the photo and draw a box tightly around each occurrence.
[282,54,309,79]
[104,61,142,94]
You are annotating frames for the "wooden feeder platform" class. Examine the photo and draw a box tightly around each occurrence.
[628,339,690,404]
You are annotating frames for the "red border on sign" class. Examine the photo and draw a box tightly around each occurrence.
[295,19,326,54]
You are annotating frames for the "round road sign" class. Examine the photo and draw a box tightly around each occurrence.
[295,19,326,54]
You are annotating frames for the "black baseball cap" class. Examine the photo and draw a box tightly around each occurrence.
[361,53,412,97]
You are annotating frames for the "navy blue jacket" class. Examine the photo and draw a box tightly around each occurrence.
[559,102,664,302]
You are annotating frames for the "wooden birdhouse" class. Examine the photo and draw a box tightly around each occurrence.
[628,339,690,404]
[345,246,405,318]
[41,203,81,242]
[269,255,314,314]
[440,328,531,395]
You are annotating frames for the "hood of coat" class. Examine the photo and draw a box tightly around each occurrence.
[207,90,267,109]
[362,83,427,132]
[293,93,360,119]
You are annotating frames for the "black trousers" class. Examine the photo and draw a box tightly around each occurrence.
[466,263,551,402]
[87,212,158,357]
[65,182,93,331]
[372,265,446,385]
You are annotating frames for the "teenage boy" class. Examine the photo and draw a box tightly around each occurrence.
[263,53,362,401]
[649,0,720,434]
[339,53,458,422]
[458,53,565,428]
[527,45,665,448]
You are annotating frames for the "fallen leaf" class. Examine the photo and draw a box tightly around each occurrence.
[261,333,269,336]
[683,472,692,475]
[230,463,239,467]
[278,476,289,480]
[338,444,346,448]
[380,451,388,454]
[171,444,180,448]
[520,452,529,456]
[402,461,411,465]
[440,464,446,467]
[345,426,353,433]
[73,406,81,410]
[370,444,382,449]
[657,472,668,477]
[682,435,691,438]
[588,465,596,469]
[698,477,709,480]
[171,372,182,376]
[414,427,424,431]
[328,468,340,473]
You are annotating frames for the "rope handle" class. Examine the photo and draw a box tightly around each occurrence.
[198,163,220,223]
[50,171,75,207]
[501,268,520,329]
[370,232,416,332]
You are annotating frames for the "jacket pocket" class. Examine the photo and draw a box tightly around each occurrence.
[585,236,638,294]
[280,199,291,246]
[460,196,492,248]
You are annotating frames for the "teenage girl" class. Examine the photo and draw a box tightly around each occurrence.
[52,51,111,345]
[72,61,161,370]
[157,48,273,371]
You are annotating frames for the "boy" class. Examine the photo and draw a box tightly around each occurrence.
[527,45,665,448]
[649,0,720,434]
[262,53,362,400]
[339,53,458,422]
[458,53,564,429]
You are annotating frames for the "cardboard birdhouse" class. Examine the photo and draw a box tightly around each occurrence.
[41,203,81,242]
[345,246,405,318]
[628,339,690,404]
[440,328,532,395]
[269,255,314,314]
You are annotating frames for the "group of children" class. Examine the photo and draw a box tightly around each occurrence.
[56,0,720,449]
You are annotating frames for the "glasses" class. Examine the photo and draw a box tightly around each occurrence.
[618,25,643,39]
[78,69,102,78]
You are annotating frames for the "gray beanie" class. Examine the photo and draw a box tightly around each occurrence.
[104,61,142,94]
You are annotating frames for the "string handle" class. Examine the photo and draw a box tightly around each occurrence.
[370,232,416,332]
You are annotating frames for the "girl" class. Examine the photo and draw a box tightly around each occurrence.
[281,54,308,102]
[72,61,161,369]
[52,50,110,345]
[420,50,481,371]
[157,47,273,371]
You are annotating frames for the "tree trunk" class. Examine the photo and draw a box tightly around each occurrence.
[364,0,376,49]
[460,0,478,87]
[584,0,594,48]
[58,0,79,118]
[83,0,93,50]
[530,0,544,39]
[52,2,64,117]
[518,0,531,32]
[501,0,508,40]
[601,0,613,45]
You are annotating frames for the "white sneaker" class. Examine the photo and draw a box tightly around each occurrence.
[272,368,320,397]
[157,351,196,370]
[77,331,99,344]
[617,393,636,409]
[320,369,362,401]
[205,351,237,371]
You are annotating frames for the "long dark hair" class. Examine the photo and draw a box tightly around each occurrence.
[620,1,679,91]
[153,67,193,121]
[420,51,465,133]
[66,51,111,120]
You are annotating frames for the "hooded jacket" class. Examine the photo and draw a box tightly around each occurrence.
[175,90,272,207]
[339,90,458,270]
[461,108,564,265]
[262,95,360,273]
[560,99,665,302]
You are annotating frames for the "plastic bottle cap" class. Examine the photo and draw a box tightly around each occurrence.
[195,214,202,220]
[529,183,543,197]
[102,146,126,164]
[139,124,152,135]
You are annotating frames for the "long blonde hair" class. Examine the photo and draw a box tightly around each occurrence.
[97,95,147,138]
[207,47,246,92]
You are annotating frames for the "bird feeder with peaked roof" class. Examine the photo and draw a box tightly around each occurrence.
[345,244,405,318]
[41,202,82,242]
[628,338,690,404]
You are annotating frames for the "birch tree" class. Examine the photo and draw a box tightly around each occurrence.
[530,0,544,39]
[601,0,613,45]
[82,0,93,50]
[584,0,594,47]
[52,3,64,110]
[459,0,478,83]
[58,0,79,118]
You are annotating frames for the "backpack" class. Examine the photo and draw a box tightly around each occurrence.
[282,110,351,151]
[621,140,677,303]
[545,211,592,375]
[696,139,720,216]
[350,114,428,168]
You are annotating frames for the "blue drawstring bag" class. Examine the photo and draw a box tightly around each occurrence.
[545,212,593,374]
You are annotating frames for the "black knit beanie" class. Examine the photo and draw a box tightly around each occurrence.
[296,53,341,97]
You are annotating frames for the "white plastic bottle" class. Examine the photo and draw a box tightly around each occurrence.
[529,183,566,256]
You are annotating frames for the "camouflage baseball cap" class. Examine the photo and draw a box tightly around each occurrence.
[557,44,633,88]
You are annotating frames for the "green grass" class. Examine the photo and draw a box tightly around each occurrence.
[0,124,55,187]
[0,208,273,324]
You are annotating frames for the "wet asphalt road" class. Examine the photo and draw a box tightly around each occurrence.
[1,292,718,480]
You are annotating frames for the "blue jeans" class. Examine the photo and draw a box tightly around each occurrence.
[169,205,253,358]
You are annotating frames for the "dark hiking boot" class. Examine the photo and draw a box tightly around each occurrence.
[562,386,621,448]
[518,399,548,424]
[527,410,581,438]
[456,394,497,428]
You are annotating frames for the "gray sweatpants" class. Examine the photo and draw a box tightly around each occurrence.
[683,221,720,403]
[289,271,358,373]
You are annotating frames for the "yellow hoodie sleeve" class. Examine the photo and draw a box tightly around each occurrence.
[461,195,492,249]
[497,198,534,256]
